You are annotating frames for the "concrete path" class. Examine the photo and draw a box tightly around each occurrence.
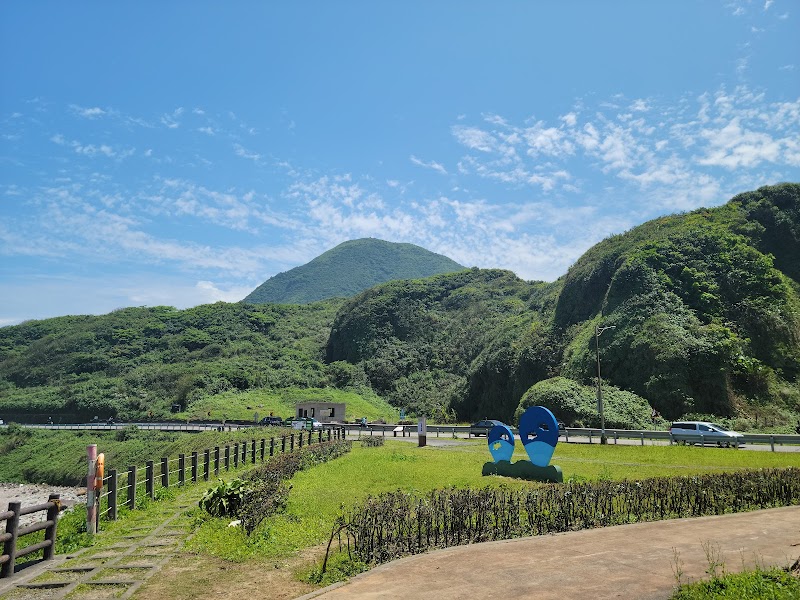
[303,506,800,600]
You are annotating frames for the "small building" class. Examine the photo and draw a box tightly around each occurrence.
[296,401,345,423]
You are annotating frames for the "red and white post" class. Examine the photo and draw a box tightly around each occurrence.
[86,444,97,535]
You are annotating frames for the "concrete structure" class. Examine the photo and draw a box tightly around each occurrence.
[296,402,345,423]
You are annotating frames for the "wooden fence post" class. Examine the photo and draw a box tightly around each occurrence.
[204,449,210,481]
[43,494,60,560]
[161,457,169,488]
[146,461,154,499]
[214,447,220,476]
[270,437,275,457]
[2,501,21,578]
[299,432,304,449]
[251,439,256,464]
[127,466,136,509]
[290,434,295,451]
[224,446,230,470]
[191,452,198,483]
[86,444,97,535]
[242,441,247,464]
[233,443,239,468]
[178,454,185,486]
[260,439,265,462]
[327,430,331,442]
[281,436,286,453]
[108,469,118,521]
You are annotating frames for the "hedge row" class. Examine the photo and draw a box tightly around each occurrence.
[343,467,800,565]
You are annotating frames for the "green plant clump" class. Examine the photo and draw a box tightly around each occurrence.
[671,566,800,599]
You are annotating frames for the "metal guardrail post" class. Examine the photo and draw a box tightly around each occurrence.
[108,469,118,521]
[127,466,136,509]
[589,431,592,444]
[640,433,644,446]
[179,454,185,486]
[146,461,154,499]
[771,435,775,452]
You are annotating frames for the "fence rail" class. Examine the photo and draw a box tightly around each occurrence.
[1,494,62,579]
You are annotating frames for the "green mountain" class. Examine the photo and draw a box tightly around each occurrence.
[1,184,798,431]
[243,238,465,304]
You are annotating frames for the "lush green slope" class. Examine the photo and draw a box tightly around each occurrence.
[0,301,350,421]
[1,185,797,430]
[243,238,465,304]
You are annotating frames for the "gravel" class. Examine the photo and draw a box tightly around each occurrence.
[0,482,86,526]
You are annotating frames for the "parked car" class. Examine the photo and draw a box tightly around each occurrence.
[669,421,743,447]
[469,419,505,437]
[260,416,284,427]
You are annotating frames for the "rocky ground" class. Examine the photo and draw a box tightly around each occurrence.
[0,482,85,526]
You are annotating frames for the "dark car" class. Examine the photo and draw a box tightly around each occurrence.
[260,416,284,427]
[469,419,505,437]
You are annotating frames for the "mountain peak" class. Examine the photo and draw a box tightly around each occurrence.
[243,238,465,304]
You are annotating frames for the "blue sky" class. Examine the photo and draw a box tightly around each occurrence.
[1,1,798,325]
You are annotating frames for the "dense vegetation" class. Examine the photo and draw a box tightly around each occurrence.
[243,238,465,304]
[1,184,798,429]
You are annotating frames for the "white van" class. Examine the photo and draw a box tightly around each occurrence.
[669,421,743,447]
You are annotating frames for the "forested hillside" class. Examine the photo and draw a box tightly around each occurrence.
[1,184,798,430]
[243,238,465,304]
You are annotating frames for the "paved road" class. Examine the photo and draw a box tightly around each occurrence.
[301,506,800,600]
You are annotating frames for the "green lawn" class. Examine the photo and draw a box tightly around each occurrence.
[186,439,800,561]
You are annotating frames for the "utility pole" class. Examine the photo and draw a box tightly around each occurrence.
[595,324,616,445]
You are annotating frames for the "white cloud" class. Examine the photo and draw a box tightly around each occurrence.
[234,143,261,162]
[410,155,448,175]
[69,104,108,119]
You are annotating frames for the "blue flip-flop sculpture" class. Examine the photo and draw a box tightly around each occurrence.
[482,405,563,483]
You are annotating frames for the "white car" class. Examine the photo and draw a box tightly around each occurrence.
[669,421,743,447]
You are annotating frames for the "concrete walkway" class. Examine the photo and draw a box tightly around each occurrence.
[303,506,800,600]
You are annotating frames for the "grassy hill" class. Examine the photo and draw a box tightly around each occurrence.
[243,238,465,304]
[1,184,798,430]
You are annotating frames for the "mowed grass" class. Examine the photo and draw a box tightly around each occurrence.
[186,439,800,561]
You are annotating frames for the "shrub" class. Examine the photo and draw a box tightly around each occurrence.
[361,436,385,448]
[341,467,800,566]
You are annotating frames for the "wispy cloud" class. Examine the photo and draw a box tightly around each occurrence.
[410,155,448,175]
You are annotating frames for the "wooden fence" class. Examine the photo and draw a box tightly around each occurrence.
[1,494,62,579]
[94,427,345,527]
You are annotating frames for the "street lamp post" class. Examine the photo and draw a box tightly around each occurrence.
[595,324,616,445]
